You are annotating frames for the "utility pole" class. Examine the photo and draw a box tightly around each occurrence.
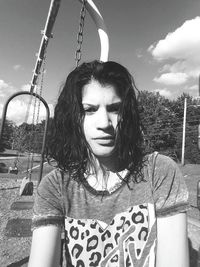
[198,74,200,150]
[181,97,187,165]
[199,74,200,97]
[197,74,200,267]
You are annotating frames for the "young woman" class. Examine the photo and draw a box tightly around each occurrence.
[28,60,189,267]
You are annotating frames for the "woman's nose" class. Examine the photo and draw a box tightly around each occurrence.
[97,109,111,129]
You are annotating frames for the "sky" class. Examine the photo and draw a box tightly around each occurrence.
[1,0,200,125]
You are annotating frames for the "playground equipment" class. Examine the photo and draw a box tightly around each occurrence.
[0,2,200,267]
[0,0,109,194]
[0,92,50,195]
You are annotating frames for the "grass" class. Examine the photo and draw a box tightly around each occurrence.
[179,164,200,220]
[0,149,54,181]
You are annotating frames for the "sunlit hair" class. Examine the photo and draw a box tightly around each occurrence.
[47,60,145,183]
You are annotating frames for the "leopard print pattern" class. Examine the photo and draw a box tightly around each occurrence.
[64,203,156,267]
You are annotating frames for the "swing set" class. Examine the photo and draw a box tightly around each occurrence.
[0,2,200,266]
[0,0,109,195]
[0,0,199,216]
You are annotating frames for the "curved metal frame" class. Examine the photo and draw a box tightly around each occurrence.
[0,0,109,183]
[30,0,109,95]
[80,0,109,62]
[30,0,61,93]
[0,91,50,183]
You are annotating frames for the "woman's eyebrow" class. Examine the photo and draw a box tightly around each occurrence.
[82,103,98,107]
[82,101,121,107]
[107,101,121,107]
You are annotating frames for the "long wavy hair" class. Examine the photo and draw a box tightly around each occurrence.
[47,60,145,182]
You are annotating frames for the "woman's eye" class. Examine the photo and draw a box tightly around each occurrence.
[84,107,97,114]
[108,104,121,113]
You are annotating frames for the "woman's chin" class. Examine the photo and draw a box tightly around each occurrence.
[93,147,117,159]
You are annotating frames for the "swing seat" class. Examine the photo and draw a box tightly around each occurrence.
[19,177,33,196]
[8,167,18,175]
[0,162,8,173]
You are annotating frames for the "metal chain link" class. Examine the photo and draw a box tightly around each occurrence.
[75,0,86,67]
[35,52,47,125]
[26,41,48,178]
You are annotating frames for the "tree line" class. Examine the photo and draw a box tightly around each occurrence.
[1,91,200,163]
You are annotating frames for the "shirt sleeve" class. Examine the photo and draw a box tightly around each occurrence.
[32,168,65,230]
[150,152,189,217]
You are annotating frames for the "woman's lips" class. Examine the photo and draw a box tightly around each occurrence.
[94,135,114,140]
[94,136,115,145]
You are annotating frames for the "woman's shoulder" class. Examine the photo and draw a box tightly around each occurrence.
[144,152,189,216]
[39,168,70,189]
[141,151,181,184]
[145,151,178,168]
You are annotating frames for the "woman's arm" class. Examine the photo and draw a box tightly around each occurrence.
[28,225,62,267]
[156,212,189,267]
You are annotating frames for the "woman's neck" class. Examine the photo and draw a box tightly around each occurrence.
[96,154,126,173]
[85,151,129,177]
[85,153,129,192]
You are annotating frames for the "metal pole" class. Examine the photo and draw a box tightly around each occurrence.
[198,124,200,151]
[181,97,187,165]
[198,75,200,266]
[199,74,200,97]
[79,0,109,62]
[38,110,49,184]
[25,0,61,123]
[30,0,61,93]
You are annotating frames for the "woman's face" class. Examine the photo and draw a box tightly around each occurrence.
[82,79,122,159]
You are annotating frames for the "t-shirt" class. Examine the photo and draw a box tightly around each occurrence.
[32,152,189,267]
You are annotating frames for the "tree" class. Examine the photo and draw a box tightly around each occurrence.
[171,93,200,163]
[0,119,15,152]
[138,91,177,155]
[12,121,47,154]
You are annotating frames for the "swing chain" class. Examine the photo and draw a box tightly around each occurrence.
[75,0,87,67]
[26,43,48,179]
[36,52,47,125]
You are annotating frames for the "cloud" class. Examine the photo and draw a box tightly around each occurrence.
[160,60,200,78]
[149,16,200,83]
[0,79,16,98]
[0,80,32,100]
[0,79,54,125]
[135,48,143,58]
[149,17,200,61]
[154,88,172,98]
[188,84,198,91]
[154,72,188,85]
[0,80,9,97]
[0,79,9,89]
[13,64,21,71]
[1,99,54,125]
[21,83,31,91]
